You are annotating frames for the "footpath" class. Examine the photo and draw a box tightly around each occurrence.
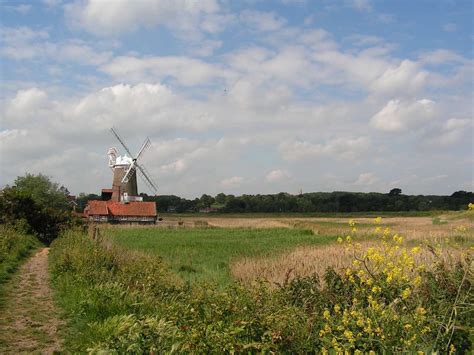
[0,248,63,354]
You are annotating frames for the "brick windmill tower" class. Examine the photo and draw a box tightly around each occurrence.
[108,127,158,202]
[84,128,159,223]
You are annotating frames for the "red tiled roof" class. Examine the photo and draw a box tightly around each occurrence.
[107,201,157,216]
[86,200,108,215]
[86,200,157,217]
[101,189,113,193]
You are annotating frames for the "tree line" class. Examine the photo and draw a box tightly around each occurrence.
[75,188,473,213]
[4,174,471,225]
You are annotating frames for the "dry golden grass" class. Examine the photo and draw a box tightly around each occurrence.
[230,215,473,286]
[156,215,472,241]
[231,240,471,287]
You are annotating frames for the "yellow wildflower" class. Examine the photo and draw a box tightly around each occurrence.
[401,287,411,299]
[323,309,330,320]
[374,216,382,224]
[371,286,381,294]
[337,236,343,243]
[449,344,456,354]
[413,276,422,286]
[344,330,354,341]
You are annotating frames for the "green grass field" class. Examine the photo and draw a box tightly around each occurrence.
[107,227,337,285]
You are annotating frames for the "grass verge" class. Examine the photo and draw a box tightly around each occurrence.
[0,225,41,306]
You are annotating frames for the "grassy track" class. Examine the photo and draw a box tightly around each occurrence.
[0,226,41,307]
[107,227,337,285]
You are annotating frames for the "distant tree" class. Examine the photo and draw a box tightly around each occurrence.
[389,188,402,196]
[215,193,227,205]
[76,193,101,212]
[224,197,247,212]
[14,173,69,210]
[199,194,214,208]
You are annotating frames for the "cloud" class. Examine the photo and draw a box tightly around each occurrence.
[100,55,232,86]
[354,172,379,186]
[429,118,472,146]
[220,176,243,188]
[348,0,372,12]
[419,49,467,65]
[0,26,49,59]
[4,88,50,124]
[265,169,291,182]
[3,4,32,14]
[65,0,223,36]
[280,137,370,161]
[371,99,436,132]
[346,34,384,47]
[442,23,457,32]
[240,10,287,32]
[160,159,187,173]
[370,60,428,96]
[1,26,113,65]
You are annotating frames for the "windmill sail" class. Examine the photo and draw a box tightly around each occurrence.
[111,127,133,157]
[136,163,158,193]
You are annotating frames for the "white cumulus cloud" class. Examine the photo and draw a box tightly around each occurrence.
[265,169,291,182]
[65,0,222,36]
[280,137,370,161]
[220,176,243,188]
[371,99,436,132]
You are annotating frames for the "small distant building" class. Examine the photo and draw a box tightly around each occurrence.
[67,195,78,211]
[199,207,218,213]
[84,200,157,224]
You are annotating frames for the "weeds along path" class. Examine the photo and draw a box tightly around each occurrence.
[0,248,63,354]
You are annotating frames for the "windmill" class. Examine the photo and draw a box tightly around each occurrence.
[108,127,158,202]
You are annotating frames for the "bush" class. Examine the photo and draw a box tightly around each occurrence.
[0,173,80,245]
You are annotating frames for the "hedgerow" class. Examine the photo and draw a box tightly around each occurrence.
[49,219,472,353]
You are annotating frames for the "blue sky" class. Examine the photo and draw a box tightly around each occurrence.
[1,0,473,197]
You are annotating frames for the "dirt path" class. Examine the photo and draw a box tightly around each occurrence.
[0,248,63,354]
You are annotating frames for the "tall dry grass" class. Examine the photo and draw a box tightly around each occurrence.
[230,238,472,285]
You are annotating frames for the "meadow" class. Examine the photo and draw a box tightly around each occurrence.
[107,227,338,285]
[107,214,472,286]
[48,213,473,353]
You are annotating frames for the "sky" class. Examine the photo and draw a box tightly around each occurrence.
[0,0,473,198]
